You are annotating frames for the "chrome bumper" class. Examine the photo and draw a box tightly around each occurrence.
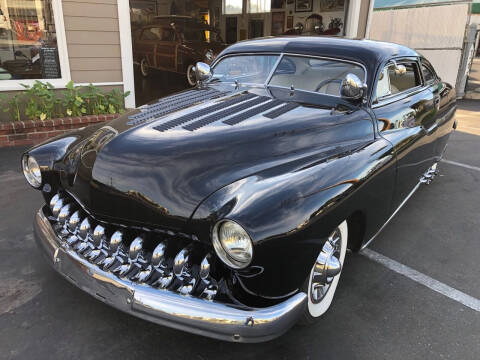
[34,207,307,342]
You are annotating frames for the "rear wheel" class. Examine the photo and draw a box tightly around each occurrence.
[300,220,348,324]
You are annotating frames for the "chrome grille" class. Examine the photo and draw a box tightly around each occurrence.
[47,192,219,301]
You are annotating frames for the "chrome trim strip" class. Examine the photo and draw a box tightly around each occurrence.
[360,162,439,250]
[360,181,421,251]
[33,207,306,343]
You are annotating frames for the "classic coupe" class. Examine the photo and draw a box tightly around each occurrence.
[133,16,226,86]
[24,37,456,342]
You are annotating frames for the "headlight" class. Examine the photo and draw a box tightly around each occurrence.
[205,49,214,61]
[22,155,42,188]
[212,220,253,269]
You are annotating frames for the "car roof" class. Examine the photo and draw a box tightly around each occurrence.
[218,36,419,85]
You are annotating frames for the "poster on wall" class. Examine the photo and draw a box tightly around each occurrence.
[271,12,285,35]
[272,0,285,9]
[319,0,345,12]
[295,0,313,13]
[287,16,294,29]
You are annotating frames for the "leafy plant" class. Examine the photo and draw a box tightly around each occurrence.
[0,94,22,121]
[62,80,87,117]
[22,81,61,120]
[0,80,129,121]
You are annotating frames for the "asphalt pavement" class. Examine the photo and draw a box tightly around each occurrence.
[0,101,479,360]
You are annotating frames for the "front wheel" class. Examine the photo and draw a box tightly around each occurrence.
[186,64,197,86]
[300,220,348,324]
[140,58,150,77]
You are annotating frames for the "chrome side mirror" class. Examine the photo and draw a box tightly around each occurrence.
[391,60,406,76]
[340,73,366,100]
[395,64,407,76]
[194,62,212,87]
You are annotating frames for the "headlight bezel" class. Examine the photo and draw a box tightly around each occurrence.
[212,219,253,269]
[22,154,42,188]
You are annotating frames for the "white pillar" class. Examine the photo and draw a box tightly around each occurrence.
[345,0,361,38]
[117,0,136,109]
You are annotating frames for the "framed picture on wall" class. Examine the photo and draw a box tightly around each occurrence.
[295,0,312,12]
[271,0,285,9]
[271,12,285,35]
[319,0,345,12]
[287,15,293,28]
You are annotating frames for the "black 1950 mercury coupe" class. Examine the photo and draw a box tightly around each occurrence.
[23,37,456,342]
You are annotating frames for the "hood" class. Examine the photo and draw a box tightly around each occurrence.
[61,86,373,232]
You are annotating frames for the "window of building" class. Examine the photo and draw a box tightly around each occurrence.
[376,62,421,99]
[0,0,69,90]
[247,0,271,13]
[223,0,243,15]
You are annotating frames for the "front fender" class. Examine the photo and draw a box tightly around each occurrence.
[190,138,395,300]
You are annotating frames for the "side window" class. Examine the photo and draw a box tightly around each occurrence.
[421,64,435,83]
[375,61,421,100]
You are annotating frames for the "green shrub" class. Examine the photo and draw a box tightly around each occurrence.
[0,80,130,121]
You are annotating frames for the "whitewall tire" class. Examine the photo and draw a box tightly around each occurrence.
[186,64,197,86]
[301,220,348,323]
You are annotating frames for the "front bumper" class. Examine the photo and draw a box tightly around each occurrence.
[34,207,307,342]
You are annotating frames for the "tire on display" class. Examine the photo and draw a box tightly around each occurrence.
[300,220,348,324]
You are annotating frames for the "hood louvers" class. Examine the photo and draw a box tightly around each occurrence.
[154,92,257,132]
[263,102,301,119]
[183,95,271,131]
[223,99,283,126]
[127,88,226,126]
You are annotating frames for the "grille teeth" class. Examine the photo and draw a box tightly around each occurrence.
[47,192,223,301]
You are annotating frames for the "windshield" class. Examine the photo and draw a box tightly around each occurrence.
[269,56,365,97]
[211,55,279,85]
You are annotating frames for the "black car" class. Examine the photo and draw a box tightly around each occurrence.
[23,37,456,342]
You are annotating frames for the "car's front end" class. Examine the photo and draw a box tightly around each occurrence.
[23,41,378,341]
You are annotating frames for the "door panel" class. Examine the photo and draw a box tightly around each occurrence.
[428,81,457,161]
[374,88,436,209]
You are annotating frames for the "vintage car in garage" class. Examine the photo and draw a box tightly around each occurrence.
[24,37,456,342]
[132,16,226,86]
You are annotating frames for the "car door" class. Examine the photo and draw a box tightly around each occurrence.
[153,26,177,71]
[420,58,456,162]
[136,27,158,69]
[372,58,437,209]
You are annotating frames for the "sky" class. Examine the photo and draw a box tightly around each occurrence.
[374,0,478,9]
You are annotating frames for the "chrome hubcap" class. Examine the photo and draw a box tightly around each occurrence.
[310,228,343,304]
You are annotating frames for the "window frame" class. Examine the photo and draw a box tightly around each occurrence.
[372,57,424,107]
[420,58,437,85]
[0,0,71,91]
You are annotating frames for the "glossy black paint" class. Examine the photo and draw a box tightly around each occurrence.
[25,38,456,304]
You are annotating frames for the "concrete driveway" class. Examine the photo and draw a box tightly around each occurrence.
[0,101,479,360]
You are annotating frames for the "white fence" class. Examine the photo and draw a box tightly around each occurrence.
[368,3,470,89]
